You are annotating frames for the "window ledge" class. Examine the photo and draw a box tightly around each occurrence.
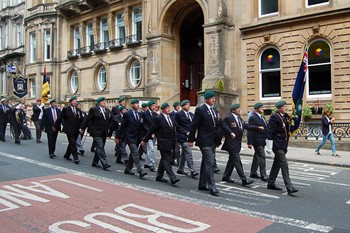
[92,91,110,95]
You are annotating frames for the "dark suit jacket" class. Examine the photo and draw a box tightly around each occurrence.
[267,112,290,150]
[0,104,9,124]
[247,112,267,147]
[32,105,44,122]
[189,104,231,147]
[169,110,177,117]
[41,107,61,134]
[144,114,176,151]
[54,106,83,135]
[116,109,142,144]
[81,106,111,137]
[221,113,259,153]
[141,110,157,138]
[321,115,332,136]
[175,110,193,143]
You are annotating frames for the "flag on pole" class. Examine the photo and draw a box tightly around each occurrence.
[290,48,308,135]
[41,65,50,103]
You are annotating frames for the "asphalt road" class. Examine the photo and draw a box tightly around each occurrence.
[0,132,349,233]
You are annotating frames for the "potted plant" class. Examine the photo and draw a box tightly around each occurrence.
[322,103,334,115]
[302,105,312,121]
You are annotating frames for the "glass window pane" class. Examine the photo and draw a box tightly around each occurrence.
[98,67,107,90]
[309,64,331,95]
[309,40,330,64]
[130,60,141,86]
[262,71,281,97]
[260,0,278,15]
[261,48,280,70]
[71,72,78,93]
[308,0,329,6]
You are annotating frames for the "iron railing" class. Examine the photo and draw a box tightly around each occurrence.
[292,122,350,140]
[94,42,108,52]
[67,49,79,58]
[80,46,93,55]
[126,34,142,45]
[109,38,125,49]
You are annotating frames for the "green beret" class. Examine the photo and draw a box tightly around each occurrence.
[254,102,263,109]
[148,100,156,106]
[69,95,77,102]
[230,103,240,110]
[275,100,287,108]
[130,99,139,104]
[96,96,105,103]
[118,105,126,111]
[141,103,148,108]
[160,102,170,110]
[204,91,215,99]
[173,101,180,107]
[118,97,125,103]
[49,98,56,104]
[180,99,190,106]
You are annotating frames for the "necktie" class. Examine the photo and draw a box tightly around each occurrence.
[209,107,216,127]
[261,115,267,125]
[101,108,106,120]
[134,111,139,121]
[238,117,243,130]
[52,108,57,122]
[167,116,173,128]
[186,112,192,122]
[72,107,76,116]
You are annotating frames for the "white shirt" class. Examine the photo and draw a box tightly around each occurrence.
[37,104,44,119]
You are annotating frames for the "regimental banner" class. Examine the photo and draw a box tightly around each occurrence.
[13,76,28,98]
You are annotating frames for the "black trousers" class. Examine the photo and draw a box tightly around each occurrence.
[250,146,267,177]
[268,149,294,190]
[12,123,21,142]
[47,132,58,155]
[64,132,79,161]
[92,136,109,167]
[0,120,7,140]
[223,151,247,181]
[157,149,176,181]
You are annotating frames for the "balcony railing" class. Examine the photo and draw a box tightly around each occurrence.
[80,46,93,56]
[94,42,108,52]
[27,3,57,17]
[126,34,142,46]
[292,122,350,140]
[67,49,79,59]
[109,38,125,49]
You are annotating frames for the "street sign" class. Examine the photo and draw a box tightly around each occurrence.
[6,65,16,74]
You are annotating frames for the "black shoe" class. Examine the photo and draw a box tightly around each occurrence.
[149,166,156,172]
[191,171,199,178]
[15,141,20,144]
[124,170,135,175]
[156,177,167,182]
[177,170,188,175]
[222,177,235,183]
[80,150,85,155]
[287,187,299,194]
[210,188,220,196]
[267,185,283,190]
[171,161,178,166]
[124,160,129,165]
[250,174,261,179]
[139,157,145,161]
[116,160,123,164]
[144,164,151,169]
[64,157,72,161]
[261,176,269,182]
[103,164,111,170]
[90,147,95,152]
[171,178,180,185]
[74,160,80,164]
[52,154,57,157]
[139,171,147,178]
[198,186,209,191]
[213,168,220,174]
[242,178,254,186]
[36,140,42,143]
[92,164,101,168]
[49,154,54,159]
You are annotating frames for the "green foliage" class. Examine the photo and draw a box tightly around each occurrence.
[271,107,277,114]
[215,79,225,92]
[302,105,312,120]
[322,103,334,114]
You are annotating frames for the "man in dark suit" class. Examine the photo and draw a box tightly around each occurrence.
[32,98,45,143]
[175,99,198,178]
[138,102,149,161]
[111,97,127,157]
[267,100,298,194]
[141,100,158,171]
[114,106,129,164]
[247,102,269,181]
[221,103,260,186]
[0,98,10,142]
[41,98,61,158]
[188,91,233,196]
[170,101,181,165]
[111,97,126,116]
[115,99,147,178]
[9,102,22,144]
[54,95,82,164]
[142,102,180,185]
[81,97,111,170]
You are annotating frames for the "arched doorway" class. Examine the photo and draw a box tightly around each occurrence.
[179,7,204,105]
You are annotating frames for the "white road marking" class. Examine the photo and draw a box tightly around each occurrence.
[0,151,333,233]
[347,200,350,205]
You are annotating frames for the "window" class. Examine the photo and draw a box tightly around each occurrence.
[30,32,36,63]
[70,71,78,94]
[2,0,7,9]
[97,66,107,91]
[4,23,8,48]
[100,17,109,44]
[260,48,281,99]
[132,6,142,41]
[307,40,331,97]
[129,60,141,87]
[86,21,94,50]
[73,25,80,50]
[307,0,329,7]
[259,0,278,17]
[44,29,51,60]
[16,24,22,47]
[30,79,36,98]
[115,12,125,44]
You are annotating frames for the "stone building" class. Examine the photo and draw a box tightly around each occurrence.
[0,0,25,97]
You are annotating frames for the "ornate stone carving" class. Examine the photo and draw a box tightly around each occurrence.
[148,45,160,83]
[263,33,270,42]
[312,25,320,34]
[218,0,227,18]
[207,33,223,76]
[163,15,171,34]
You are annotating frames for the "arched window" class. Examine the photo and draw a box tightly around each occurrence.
[260,47,281,99]
[97,66,107,91]
[129,60,141,87]
[308,40,331,97]
[70,71,78,94]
